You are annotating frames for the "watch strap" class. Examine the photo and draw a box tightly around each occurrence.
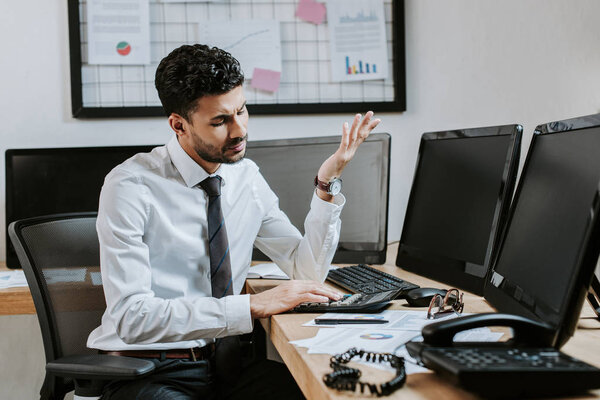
[314,176,341,194]
[314,176,333,193]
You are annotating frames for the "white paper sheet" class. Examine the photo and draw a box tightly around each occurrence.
[304,310,459,330]
[295,309,506,375]
[0,270,28,289]
[292,327,418,355]
[87,0,151,65]
[247,263,289,280]
[198,20,282,75]
[326,0,388,82]
[90,271,103,286]
[161,0,225,2]
[42,268,87,284]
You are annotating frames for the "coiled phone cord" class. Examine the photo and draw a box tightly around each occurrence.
[323,347,406,397]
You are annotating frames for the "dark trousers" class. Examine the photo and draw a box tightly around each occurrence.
[101,353,305,400]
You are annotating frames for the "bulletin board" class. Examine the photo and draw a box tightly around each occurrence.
[68,0,405,118]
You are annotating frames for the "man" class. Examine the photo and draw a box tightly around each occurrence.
[88,44,381,399]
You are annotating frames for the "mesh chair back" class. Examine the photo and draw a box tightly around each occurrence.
[9,213,105,365]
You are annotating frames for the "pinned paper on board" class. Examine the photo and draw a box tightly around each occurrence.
[326,0,388,82]
[198,20,282,76]
[86,0,151,65]
[296,0,327,25]
[161,0,225,2]
[251,68,281,93]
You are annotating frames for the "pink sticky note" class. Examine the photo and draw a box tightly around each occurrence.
[251,68,281,93]
[295,0,326,25]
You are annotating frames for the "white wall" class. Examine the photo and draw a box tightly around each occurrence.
[1,1,600,262]
[1,1,600,396]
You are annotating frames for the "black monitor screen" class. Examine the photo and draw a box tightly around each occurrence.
[397,125,521,294]
[485,115,600,347]
[5,146,157,268]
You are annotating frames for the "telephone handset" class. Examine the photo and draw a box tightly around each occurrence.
[406,313,600,398]
[421,312,555,347]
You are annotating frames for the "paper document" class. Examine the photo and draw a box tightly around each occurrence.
[304,310,457,330]
[291,322,504,374]
[247,263,289,280]
[90,271,103,286]
[0,270,28,289]
[161,0,225,2]
[42,268,87,284]
[292,326,418,355]
[198,20,282,75]
[86,0,151,65]
[326,0,388,82]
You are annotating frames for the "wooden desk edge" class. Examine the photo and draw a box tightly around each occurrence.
[0,260,35,315]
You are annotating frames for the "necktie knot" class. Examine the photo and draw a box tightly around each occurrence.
[200,176,222,197]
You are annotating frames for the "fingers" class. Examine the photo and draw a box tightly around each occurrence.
[368,118,381,130]
[295,290,342,306]
[350,113,361,143]
[301,293,330,303]
[291,280,342,298]
[308,285,343,300]
[340,121,350,150]
[250,281,346,318]
[344,111,379,146]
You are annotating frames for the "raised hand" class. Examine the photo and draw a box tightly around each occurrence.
[316,111,381,201]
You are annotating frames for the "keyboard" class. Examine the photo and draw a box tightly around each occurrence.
[410,346,600,397]
[326,264,419,297]
[292,290,400,313]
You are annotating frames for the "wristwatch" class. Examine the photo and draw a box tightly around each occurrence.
[314,176,343,196]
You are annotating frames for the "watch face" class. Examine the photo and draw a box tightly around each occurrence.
[330,179,342,195]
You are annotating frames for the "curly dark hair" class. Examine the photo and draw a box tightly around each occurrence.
[155,44,245,120]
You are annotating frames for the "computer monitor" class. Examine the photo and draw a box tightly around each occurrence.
[247,133,391,264]
[5,145,158,268]
[396,125,522,295]
[5,133,390,268]
[484,114,600,348]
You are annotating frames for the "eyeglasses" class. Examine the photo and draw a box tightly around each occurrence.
[426,288,464,320]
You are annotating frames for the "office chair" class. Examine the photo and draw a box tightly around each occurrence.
[8,213,154,400]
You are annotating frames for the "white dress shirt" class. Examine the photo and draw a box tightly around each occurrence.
[87,135,345,350]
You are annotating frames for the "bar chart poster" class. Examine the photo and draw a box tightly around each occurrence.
[327,0,388,82]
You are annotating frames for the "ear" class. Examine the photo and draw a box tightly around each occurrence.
[168,113,187,137]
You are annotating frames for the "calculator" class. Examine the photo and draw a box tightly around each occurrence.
[291,289,400,313]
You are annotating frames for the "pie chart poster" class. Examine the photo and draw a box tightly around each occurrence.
[86,0,151,65]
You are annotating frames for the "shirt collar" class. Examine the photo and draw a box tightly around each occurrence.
[167,135,228,188]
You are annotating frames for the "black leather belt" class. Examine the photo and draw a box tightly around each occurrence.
[101,343,215,361]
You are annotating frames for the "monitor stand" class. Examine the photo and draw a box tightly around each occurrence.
[588,275,600,320]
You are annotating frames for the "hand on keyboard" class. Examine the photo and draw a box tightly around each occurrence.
[250,280,344,318]
[292,290,400,313]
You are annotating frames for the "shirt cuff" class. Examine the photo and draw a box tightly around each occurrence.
[225,294,253,335]
[310,190,345,218]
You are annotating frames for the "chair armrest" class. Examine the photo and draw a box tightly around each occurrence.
[47,354,155,380]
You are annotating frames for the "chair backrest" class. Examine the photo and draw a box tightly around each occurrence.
[8,212,105,366]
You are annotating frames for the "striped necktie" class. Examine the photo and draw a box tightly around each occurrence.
[199,176,233,298]
[200,176,241,385]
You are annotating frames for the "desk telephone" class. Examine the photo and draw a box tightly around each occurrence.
[407,313,600,398]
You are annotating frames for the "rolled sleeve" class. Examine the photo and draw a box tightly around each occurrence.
[309,190,346,220]
[225,294,253,335]
[253,173,345,283]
